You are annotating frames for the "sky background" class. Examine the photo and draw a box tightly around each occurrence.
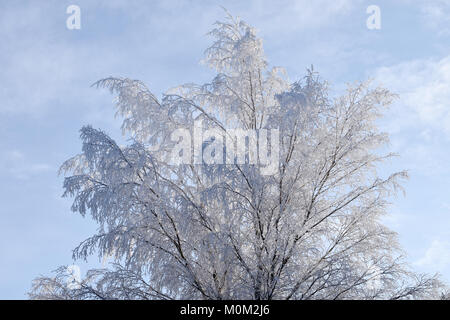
[1,0,449,299]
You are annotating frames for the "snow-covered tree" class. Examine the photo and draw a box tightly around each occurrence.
[30,13,445,300]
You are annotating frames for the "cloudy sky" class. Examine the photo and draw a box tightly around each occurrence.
[1,0,449,298]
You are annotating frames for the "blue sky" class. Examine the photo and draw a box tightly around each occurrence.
[1,0,449,299]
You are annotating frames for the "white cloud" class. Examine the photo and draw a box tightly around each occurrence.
[415,239,450,270]
[372,55,450,177]
[1,150,52,180]
[0,2,118,116]
[375,55,450,135]
[245,0,356,32]
[0,0,359,117]
[420,0,450,36]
